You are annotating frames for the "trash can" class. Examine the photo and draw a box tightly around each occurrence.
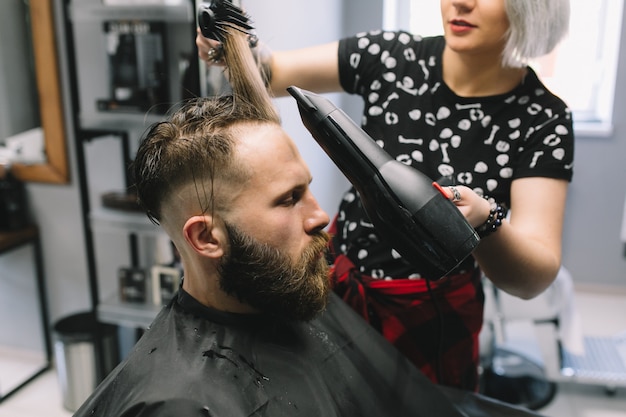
[53,312,119,412]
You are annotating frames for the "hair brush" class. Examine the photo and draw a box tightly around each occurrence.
[197,0,255,42]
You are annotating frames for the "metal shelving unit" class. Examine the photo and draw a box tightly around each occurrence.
[98,294,162,329]
[60,0,200,376]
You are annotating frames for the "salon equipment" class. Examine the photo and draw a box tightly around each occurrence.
[287,86,479,280]
[481,267,626,408]
[197,0,253,42]
[68,0,198,128]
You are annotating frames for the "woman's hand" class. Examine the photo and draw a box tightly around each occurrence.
[196,28,226,67]
[444,185,492,228]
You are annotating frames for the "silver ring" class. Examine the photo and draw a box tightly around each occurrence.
[449,186,461,202]
[207,46,224,63]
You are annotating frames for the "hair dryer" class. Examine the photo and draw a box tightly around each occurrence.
[287,86,480,280]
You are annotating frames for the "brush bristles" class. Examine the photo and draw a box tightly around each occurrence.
[198,0,254,42]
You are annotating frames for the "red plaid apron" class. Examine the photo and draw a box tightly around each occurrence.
[330,253,484,391]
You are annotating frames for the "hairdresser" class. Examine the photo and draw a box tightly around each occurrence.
[197,0,574,391]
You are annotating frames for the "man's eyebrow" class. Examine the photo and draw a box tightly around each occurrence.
[282,182,306,195]
[271,179,307,201]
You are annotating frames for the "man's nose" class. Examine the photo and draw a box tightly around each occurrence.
[304,194,330,234]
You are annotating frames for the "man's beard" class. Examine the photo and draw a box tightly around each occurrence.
[219,223,331,321]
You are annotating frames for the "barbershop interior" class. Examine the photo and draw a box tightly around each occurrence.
[1,0,626,416]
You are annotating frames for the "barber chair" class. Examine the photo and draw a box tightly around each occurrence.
[480,267,570,410]
[480,266,626,410]
[479,275,560,410]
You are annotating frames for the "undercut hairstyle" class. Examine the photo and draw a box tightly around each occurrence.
[502,0,570,68]
[133,28,280,225]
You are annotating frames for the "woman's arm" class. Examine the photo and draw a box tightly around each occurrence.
[196,30,342,97]
[270,42,342,96]
[465,177,568,299]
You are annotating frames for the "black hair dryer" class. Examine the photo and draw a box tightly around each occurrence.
[287,86,480,280]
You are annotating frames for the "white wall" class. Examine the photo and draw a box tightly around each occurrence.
[558,4,626,287]
[560,49,626,288]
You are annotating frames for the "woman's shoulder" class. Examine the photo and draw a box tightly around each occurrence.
[342,30,444,55]
[518,67,571,111]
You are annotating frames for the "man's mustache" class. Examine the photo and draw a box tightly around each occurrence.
[303,230,331,263]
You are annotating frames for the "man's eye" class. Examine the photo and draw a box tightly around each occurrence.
[282,191,302,206]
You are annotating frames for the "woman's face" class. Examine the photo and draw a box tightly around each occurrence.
[440,0,510,58]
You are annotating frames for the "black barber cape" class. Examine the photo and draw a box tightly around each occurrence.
[73,290,544,417]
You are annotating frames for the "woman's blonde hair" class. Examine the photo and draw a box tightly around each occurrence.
[502,0,570,68]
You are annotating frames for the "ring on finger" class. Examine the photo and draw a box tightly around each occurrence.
[207,45,224,63]
[449,186,461,202]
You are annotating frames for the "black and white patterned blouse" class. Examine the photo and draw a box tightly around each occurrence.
[333,31,574,279]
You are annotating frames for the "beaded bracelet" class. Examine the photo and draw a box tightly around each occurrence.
[476,198,508,239]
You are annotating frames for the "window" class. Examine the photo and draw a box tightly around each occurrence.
[383,0,625,137]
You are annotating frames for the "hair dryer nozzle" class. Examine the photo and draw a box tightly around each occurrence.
[288,86,480,280]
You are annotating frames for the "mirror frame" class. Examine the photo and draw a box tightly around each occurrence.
[11,0,69,184]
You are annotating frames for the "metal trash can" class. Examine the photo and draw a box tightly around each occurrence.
[53,312,119,412]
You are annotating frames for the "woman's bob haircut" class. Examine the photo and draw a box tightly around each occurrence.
[502,0,570,68]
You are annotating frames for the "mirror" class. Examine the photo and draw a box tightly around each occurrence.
[0,227,50,401]
[10,0,69,184]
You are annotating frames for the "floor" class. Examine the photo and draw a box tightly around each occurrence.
[537,284,626,417]
[0,286,625,417]
[0,371,71,417]
[0,345,47,401]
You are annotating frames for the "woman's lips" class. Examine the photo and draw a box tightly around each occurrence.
[449,19,476,34]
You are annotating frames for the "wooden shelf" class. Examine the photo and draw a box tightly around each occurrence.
[0,225,39,254]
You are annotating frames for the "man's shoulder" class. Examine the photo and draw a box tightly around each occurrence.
[73,306,269,416]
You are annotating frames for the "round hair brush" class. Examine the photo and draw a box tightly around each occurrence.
[197,0,254,42]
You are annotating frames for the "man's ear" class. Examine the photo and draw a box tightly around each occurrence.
[182,215,225,259]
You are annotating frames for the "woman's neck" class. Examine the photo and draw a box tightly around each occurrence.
[442,46,527,97]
